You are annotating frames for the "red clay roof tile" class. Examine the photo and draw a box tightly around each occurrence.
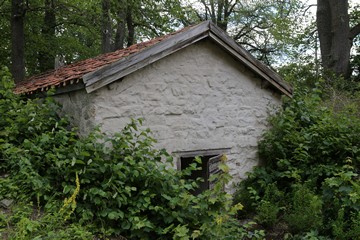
[14,27,188,94]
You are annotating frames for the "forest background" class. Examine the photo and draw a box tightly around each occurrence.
[0,0,360,239]
[1,0,359,83]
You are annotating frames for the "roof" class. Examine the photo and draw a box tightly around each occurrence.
[15,21,292,97]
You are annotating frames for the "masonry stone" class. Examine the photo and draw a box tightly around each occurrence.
[54,39,281,192]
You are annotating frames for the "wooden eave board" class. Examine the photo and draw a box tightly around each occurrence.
[83,21,211,93]
[83,20,292,97]
[208,23,292,97]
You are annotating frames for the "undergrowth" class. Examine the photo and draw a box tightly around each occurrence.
[234,81,360,239]
[0,66,264,239]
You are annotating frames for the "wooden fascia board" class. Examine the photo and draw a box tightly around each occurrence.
[173,148,232,158]
[53,82,85,96]
[83,20,292,97]
[208,23,292,97]
[83,21,211,93]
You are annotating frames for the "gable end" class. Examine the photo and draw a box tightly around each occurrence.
[83,21,292,97]
[83,21,211,93]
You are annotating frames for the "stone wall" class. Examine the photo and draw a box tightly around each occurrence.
[56,39,282,191]
[54,88,95,134]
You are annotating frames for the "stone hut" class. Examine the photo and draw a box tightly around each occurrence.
[15,21,292,192]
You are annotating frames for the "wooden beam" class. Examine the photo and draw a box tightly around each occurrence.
[173,148,231,158]
[208,23,292,97]
[84,21,211,93]
[83,20,291,97]
[53,82,85,95]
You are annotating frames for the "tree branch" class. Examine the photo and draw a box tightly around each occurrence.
[349,23,360,41]
[200,0,211,20]
[303,4,317,16]
[226,0,238,18]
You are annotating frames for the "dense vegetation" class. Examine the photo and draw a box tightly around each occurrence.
[0,66,265,239]
[234,80,360,239]
[2,64,360,239]
[0,1,359,239]
[1,46,360,240]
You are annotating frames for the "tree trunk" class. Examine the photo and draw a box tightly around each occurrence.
[114,7,126,50]
[11,0,26,83]
[126,11,134,47]
[317,0,351,78]
[216,0,227,30]
[101,0,113,53]
[38,0,56,72]
[201,0,228,31]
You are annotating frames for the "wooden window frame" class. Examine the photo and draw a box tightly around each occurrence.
[174,148,231,193]
[174,148,231,170]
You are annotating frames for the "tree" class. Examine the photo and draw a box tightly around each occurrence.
[101,0,113,53]
[191,0,307,66]
[4,0,102,76]
[4,0,307,81]
[3,0,187,79]
[196,0,236,31]
[38,0,56,72]
[101,0,134,52]
[317,0,360,79]
[10,0,26,83]
[100,0,187,53]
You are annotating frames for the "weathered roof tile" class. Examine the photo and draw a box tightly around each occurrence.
[14,22,292,97]
[14,27,186,94]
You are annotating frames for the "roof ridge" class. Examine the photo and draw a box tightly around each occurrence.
[14,21,291,97]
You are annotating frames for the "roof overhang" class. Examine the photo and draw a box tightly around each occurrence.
[83,21,292,97]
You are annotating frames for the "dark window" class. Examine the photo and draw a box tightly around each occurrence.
[180,154,223,195]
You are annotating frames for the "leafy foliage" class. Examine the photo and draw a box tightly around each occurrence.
[190,0,309,67]
[0,67,260,239]
[284,184,323,233]
[234,83,360,239]
[3,198,93,239]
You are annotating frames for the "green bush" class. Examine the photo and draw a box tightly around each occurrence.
[253,183,283,227]
[6,202,93,240]
[0,67,259,239]
[323,160,360,239]
[331,208,360,240]
[255,200,279,228]
[233,83,360,239]
[284,184,323,233]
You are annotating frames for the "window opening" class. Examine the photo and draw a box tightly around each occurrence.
[180,154,224,195]
[176,148,230,195]
[181,155,213,195]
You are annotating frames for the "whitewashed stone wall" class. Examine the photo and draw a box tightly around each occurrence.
[55,89,96,134]
[55,39,281,191]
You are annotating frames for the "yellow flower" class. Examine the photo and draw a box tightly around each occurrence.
[216,216,223,225]
[60,172,80,221]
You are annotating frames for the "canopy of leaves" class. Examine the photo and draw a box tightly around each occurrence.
[186,0,309,66]
[1,0,190,77]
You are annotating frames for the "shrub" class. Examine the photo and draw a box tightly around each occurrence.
[284,184,323,233]
[7,199,93,240]
[331,208,360,240]
[233,83,360,238]
[255,200,279,228]
[323,159,360,238]
[0,67,259,239]
[253,183,284,227]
